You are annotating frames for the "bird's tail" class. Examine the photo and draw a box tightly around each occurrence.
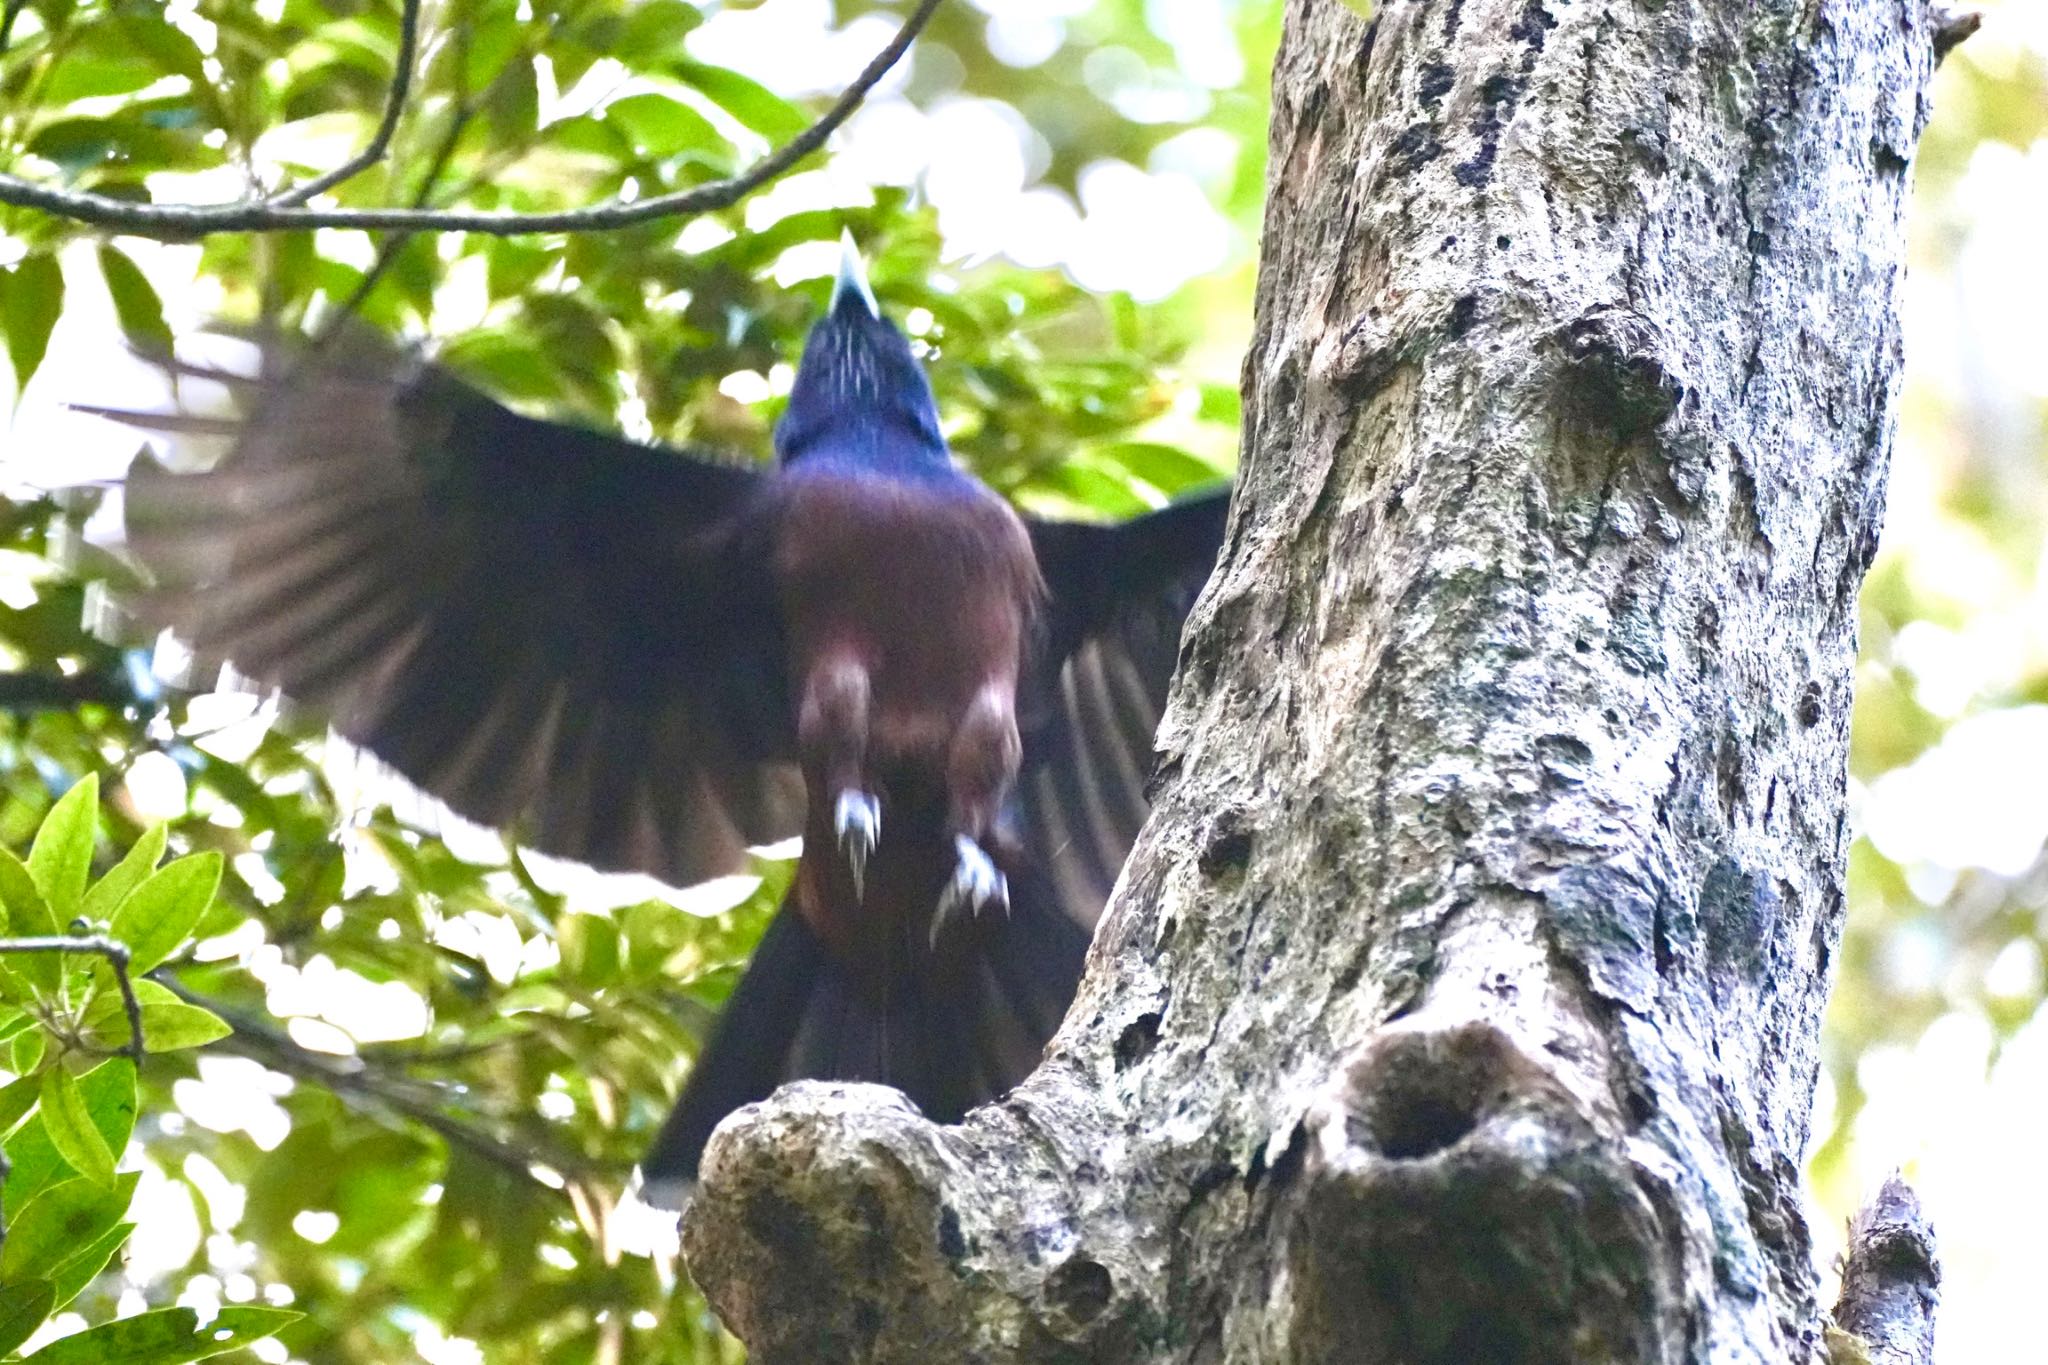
[638,858,1091,1207]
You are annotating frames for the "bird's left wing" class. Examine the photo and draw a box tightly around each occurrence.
[1017,488,1231,927]
[86,331,805,886]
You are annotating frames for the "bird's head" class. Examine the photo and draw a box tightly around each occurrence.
[776,235,949,477]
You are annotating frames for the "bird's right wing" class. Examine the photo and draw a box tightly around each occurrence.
[1018,488,1231,926]
[84,330,805,887]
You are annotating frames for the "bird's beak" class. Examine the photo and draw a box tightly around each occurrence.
[831,229,881,319]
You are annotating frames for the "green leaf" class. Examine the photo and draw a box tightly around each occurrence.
[560,913,620,985]
[28,774,98,919]
[1097,441,1230,495]
[485,51,540,147]
[0,1172,138,1283]
[2,1061,135,1224]
[23,1305,301,1363]
[82,981,232,1053]
[1,254,64,396]
[79,824,167,925]
[0,1281,55,1358]
[605,92,726,159]
[39,1068,115,1187]
[617,0,702,58]
[0,849,61,991]
[48,1221,134,1310]
[673,61,807,142]
[10,1029,44,1074]
[116,11,210,87]
[0,1073,41,1138]
[109,851,221,974]
[0,960,30,1006]
[96,246,174,357]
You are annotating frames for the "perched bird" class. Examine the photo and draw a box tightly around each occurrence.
[84,239,1229,1202]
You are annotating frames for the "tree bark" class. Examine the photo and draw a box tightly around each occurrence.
[682,1,1944,1360]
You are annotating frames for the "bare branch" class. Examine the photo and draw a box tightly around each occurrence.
[1831,1171,1940,1365]
[0,0,944,239]
[265,0,424,208]
[1931,9,1981,65]
[0,933,144,1066]
[158,975,610,1187]
[0,668,143,713]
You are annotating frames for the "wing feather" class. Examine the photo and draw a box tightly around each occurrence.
[106,331,804,886]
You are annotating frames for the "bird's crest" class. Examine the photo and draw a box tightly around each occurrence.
[776,233,948,477]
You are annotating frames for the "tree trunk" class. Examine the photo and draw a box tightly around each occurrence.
[682,0,1944,1360]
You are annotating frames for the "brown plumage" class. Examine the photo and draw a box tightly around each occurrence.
[83,248,1230,1199]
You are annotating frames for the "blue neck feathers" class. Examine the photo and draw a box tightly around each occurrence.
[775,265,955,484]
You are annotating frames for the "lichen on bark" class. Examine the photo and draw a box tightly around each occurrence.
[682,2,1947,1360]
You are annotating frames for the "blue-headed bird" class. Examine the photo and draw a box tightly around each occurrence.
[86,240,1230,1201]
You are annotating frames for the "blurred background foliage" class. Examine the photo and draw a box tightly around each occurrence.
[0,0,2039,1361]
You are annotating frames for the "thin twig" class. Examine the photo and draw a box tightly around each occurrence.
[0,934,145,1066]
[267,0,424,207]
[158,975,608,1186]
[0,0,944,238]
[316,101,477,340]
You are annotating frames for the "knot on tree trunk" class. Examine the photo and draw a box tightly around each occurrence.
[683,1083,974,1362]
[682,1078,1146,1363]
[1283,1019,1684,1365]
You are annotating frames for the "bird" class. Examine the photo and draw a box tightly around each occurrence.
[80,236,1230,1203]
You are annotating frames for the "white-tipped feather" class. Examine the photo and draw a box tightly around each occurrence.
[831,228,880,318]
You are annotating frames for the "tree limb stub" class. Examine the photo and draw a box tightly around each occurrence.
[0,0,943,239]
[684,0,1943,1360]
[1829,1173,1940,1365]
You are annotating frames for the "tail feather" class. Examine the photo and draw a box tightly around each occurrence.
[638,906,821,1208]
[638,858,1091,1206]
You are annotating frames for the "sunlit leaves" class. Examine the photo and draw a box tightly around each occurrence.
[672,61,808,142]
[79,823,168,925]
[80,981,232,1054]
[0,850,63,991]
[0,1172,138,1288]
[108,851,221,975]
[97,246,176,358]
[1,254,64,398]
[606,91,727,162]
[0,2,1254,1361]
[20,1305,301,1363]
[27,773,97,918]
[0,1281,57,1357]
[38,1069,115,1187]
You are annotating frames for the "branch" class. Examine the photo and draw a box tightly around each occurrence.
[0,934,144,1066]
[265,0,424,208]
[1931,8,1981,64]
[158,975,609,1188]
[1829,1172,1940,1365]
[0,668,143,713]
[0,0,944,239]
[315,87,479,339]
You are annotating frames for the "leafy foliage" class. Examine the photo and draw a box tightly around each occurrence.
[0,1,1262,1360]
[8,0,2034,1359]
[0,789,273,1362]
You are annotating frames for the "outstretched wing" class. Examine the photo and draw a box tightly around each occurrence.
[89,331,805,885]
[1017,488,1231,925]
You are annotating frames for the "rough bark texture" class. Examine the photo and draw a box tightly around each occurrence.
[683,1,1943,1360]
[1829,1174,1940,1365]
